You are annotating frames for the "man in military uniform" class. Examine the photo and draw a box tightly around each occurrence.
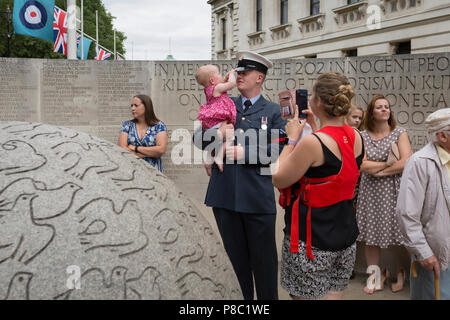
[194,51,285,300]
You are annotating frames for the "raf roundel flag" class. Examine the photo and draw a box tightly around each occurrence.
[13,0,55,43]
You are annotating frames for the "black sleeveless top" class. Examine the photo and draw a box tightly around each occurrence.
[283,133,364,251]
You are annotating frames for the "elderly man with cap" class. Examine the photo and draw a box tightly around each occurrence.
[396,108,450,300]
[194,51,285,300]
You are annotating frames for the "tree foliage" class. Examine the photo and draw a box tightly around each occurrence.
[0,0,126,58]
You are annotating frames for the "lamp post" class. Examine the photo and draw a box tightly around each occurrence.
[4,5,12,57]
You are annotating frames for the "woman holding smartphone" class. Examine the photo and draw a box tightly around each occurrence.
[273,72,364,300]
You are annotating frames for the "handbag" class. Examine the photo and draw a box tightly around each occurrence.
[386,142,400,166]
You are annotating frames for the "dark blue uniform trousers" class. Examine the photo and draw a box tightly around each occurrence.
[213,208,278,300]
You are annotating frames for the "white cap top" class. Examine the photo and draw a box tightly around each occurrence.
[236,51,273,74]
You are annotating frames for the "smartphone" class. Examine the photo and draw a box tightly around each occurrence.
[278,90,296,120]
[296,89,308,119]
[278,89,309,119]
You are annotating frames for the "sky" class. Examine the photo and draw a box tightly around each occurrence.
[102,0,212,61]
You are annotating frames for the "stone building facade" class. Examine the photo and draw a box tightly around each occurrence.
[208,0,450,60]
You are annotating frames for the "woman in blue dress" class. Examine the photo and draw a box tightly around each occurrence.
[118,94,168,172]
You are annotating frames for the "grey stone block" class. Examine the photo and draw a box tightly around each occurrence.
[0,121,242,300]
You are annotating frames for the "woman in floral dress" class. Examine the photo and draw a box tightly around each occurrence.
[118,94,167,172]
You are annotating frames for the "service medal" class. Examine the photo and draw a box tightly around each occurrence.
[261,117,268,130]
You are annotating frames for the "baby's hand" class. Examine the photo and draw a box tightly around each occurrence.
[215,70,236,95]
[224,69,236,84]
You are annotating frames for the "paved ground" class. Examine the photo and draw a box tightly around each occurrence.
[278,271,410,300]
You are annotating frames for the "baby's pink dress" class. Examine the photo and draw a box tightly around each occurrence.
[197,85,236,129]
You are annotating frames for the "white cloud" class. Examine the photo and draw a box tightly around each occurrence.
[102,0,212,60]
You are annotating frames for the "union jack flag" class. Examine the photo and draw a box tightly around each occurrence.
[53,7,68,56]
[94,47,111,60]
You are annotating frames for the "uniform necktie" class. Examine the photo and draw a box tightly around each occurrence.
[243,100,252,113]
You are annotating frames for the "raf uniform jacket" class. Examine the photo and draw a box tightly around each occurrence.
[200,95,286,214]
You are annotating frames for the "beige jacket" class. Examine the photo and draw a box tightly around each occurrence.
[396,142,450,271]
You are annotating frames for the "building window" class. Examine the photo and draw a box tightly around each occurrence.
[348,0,359,4]
[344,49,358,57]
[256,0,262,31]
[409,0,417,7]
[391,0,398,12]
[281,0,288,25]
[221,18,226,50]
[310,0,320,16]
[395,41,411,54]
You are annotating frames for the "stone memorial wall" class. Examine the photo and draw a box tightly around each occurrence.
[1,54,449,273]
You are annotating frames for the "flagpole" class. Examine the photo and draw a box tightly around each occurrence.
[4,5,11,57]
[81,0,84,60]
[67,0,77,59]
[96,10,99,57]
[114,29,116,60]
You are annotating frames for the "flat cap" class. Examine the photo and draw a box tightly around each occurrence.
[425,108,450,133]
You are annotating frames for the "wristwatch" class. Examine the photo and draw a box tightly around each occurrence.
[135,145,139,153]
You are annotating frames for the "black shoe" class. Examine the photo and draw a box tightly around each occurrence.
[350,271,355,280]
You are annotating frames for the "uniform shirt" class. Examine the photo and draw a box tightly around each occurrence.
[240,94,262,109]
[436,143,450,180]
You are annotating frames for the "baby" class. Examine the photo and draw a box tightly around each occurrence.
[195,65,237,174]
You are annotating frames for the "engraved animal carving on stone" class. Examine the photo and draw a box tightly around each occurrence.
[0,194,55,265]
[3,272,33,300]
[112,168,169,203]
[2,123,43,137]
[51,141,118,180]
[76,198,149,258]
[153,208,180,254]
[112,170,161,201]
[176,271,226,299]
[54,266,128,300]
[176,244,204,269]
[0,178,81,220]
[0,140,47,175]
[29,130,79,141]
[126,267,161,300]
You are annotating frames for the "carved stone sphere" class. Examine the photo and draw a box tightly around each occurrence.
[0,122,242,300]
